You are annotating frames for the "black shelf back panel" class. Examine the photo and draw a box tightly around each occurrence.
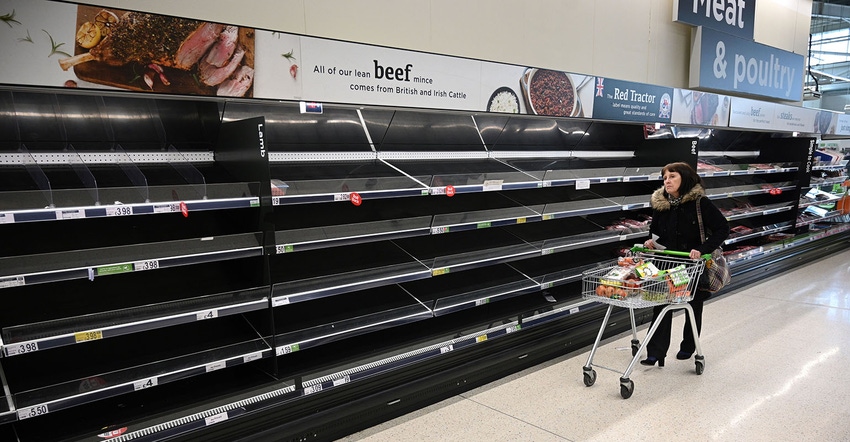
[222,101,372,153]
[1,89,219,153]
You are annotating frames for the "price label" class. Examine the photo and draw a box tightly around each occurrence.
[276,343,300,356]
[6,341,39,356]
[517,217,526,224]
[476,222,492,229]
[74,330,103,343]
[505,324,520,334]
[476,335,488,343]
[430,187,446,196]
[56,209,84,220]
[0,276,25,289]
[205,361,226,373]
[541,181,552,188]
[569,307,581,315]
[96,264,133,276]
[205,412,229,426]
[332,375,351,387]
[542,214,554,221]
[475,298,489,306]
[196,309,219,321]
[333,193,351,202]
[153,204,177,213]
[432,268,450,276]
[0,213,15,224]
[18,404,49,420]
[243,352,264,363]
[275,245,294,254]
[483,180,503,192]
[440,344,454,354]
[576,179,591,190]
[304,383,323,395]
[133,377,158,391]
[272,196,281,205]
[272,296,291,307]
[107,206,133,217]
[623,176,631,182]
[431,226,449,235]
[133,260,160,271]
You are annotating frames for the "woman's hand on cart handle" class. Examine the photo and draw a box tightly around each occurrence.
[689,249,701,260]
[643,239,655,249]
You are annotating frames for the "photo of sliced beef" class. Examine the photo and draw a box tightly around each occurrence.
[199,46,245,86]
[217,65,254,97]
[205,26,239,68]
[59,12,223,71]
[175,22,225,69]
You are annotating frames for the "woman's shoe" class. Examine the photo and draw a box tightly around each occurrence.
[639,356,665,367]
[676,351,693,360]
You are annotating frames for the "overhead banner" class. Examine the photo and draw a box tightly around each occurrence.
[591,78,673,123]
[0,0,835,133]
[673,0,756,40]
[729,97,837,133]
[690,26,804,102]
[835,114,850,136]
[671,89,731,127]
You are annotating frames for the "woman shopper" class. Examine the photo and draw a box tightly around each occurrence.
[639,162,729,366]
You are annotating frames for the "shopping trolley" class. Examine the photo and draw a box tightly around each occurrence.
[581,247,708,399]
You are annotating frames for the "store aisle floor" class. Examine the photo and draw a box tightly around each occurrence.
[339,248,850,442]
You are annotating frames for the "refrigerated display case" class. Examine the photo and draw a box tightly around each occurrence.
[0,87,847,442]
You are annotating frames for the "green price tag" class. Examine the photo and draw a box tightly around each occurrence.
[97,264,133,276]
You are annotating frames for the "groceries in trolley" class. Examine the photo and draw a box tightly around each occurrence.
[590,255,693,303]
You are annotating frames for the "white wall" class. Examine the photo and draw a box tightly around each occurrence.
[77,0,812,93]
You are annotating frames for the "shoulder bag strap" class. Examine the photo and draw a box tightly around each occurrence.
[695,195,707,244]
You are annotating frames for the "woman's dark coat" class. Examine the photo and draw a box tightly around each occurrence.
[649,183,730,255]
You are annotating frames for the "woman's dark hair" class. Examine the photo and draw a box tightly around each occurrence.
[662,162,702,196]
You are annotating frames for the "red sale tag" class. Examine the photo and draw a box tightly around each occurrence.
[350,193,362,206]
[180,201,188,217]
[98,428,128,439]
[446,185,456,197]
[769,188,782,195]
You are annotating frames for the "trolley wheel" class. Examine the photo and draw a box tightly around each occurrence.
[630,339,640,357]
[695,360,705,375]
[619,378,634,399]
[583,368,596,387]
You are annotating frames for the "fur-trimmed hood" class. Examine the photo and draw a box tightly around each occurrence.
[650,183,706,211]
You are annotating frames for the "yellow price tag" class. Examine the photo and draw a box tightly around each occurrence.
[432,268,450,276]
[75,330,103,343]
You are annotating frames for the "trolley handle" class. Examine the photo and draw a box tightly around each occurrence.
[630,246,711,261]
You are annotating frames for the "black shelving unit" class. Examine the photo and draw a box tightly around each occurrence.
[1,87,848,442]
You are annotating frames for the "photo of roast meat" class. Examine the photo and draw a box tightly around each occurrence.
[60,8,255,97]
[59,13,218,71]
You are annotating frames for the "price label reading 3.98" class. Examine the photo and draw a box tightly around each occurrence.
[133,260,160,271]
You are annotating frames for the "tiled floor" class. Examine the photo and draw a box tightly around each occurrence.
[340,247,850,441]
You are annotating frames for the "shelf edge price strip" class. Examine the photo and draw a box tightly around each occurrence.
[6,340,39,356]
[134,377,158,391]
[18,404,49,420]
[74,330,103,343]
[133,260,160,272]
[276,343,300,356]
